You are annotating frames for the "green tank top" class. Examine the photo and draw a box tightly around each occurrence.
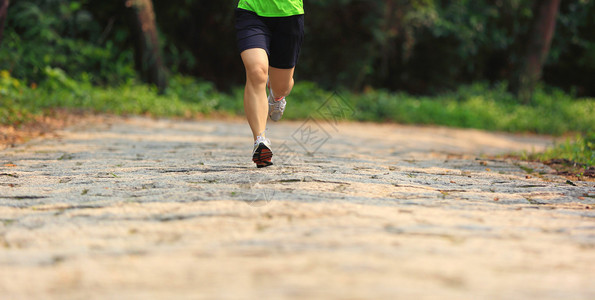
[238,0,304,17]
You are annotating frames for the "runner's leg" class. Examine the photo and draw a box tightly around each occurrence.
[268,66,295,99]
[241,48,269,141]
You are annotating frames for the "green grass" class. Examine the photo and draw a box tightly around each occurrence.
[521,133,595,167]
[1,68,593,138]
[507,133,594,179]
[0,68,243,125]
[285,81,594,135]
[342,83,594,135]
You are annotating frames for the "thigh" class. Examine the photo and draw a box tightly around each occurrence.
[241,48,269,73]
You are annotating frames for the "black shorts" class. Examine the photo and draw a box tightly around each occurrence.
[235,8,304,69]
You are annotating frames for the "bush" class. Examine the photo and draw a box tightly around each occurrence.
[0,0,136,85]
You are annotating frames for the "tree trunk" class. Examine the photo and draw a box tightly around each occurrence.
[0,0,9,46]
[510,0,561,104]
[125,0,167,92]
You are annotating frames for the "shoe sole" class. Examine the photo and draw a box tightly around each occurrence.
[269,113,282,122]
[252,143,273,168]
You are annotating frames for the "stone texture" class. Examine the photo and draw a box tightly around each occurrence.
[0,116,594,299]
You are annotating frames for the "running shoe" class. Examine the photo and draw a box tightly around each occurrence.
[268,84,286,122]
[252,136,273,168]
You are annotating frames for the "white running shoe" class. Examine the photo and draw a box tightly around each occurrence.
[268,84,286,122]
[252,136,273,168]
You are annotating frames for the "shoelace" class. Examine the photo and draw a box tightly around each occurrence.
[271,98,286,111]
[255,135,270,146]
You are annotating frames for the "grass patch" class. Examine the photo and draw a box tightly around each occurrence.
[513,133,595,181]
[1,68,593,137]
[0,69,244,126]
[528,133,595,167]
[340,83,594,135]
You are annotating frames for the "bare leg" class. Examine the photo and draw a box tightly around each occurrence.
[268,66,296,99]
[240,48,269,141]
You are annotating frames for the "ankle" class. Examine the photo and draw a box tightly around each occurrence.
[254,133,266,143]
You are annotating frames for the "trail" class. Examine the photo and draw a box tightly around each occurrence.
[1,116,594,299]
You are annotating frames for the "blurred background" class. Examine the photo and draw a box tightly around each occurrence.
[0,0,593,164]
[3,0,595,94]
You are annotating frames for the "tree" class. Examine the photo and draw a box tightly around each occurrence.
[0,0,8,46]
[125,0,167,92]
[510,0,561,103]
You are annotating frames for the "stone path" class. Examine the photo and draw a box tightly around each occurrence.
[1,116,594,299]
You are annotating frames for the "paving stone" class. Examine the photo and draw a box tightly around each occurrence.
[0,116,594,299]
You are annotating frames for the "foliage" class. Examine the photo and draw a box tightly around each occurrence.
[544,0,595,95]
[4,0,595,95]
[0,0,135,85]
[301,0,595,95]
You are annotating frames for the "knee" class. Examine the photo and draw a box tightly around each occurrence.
[271,79,294,97]
[246,65,268,86]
